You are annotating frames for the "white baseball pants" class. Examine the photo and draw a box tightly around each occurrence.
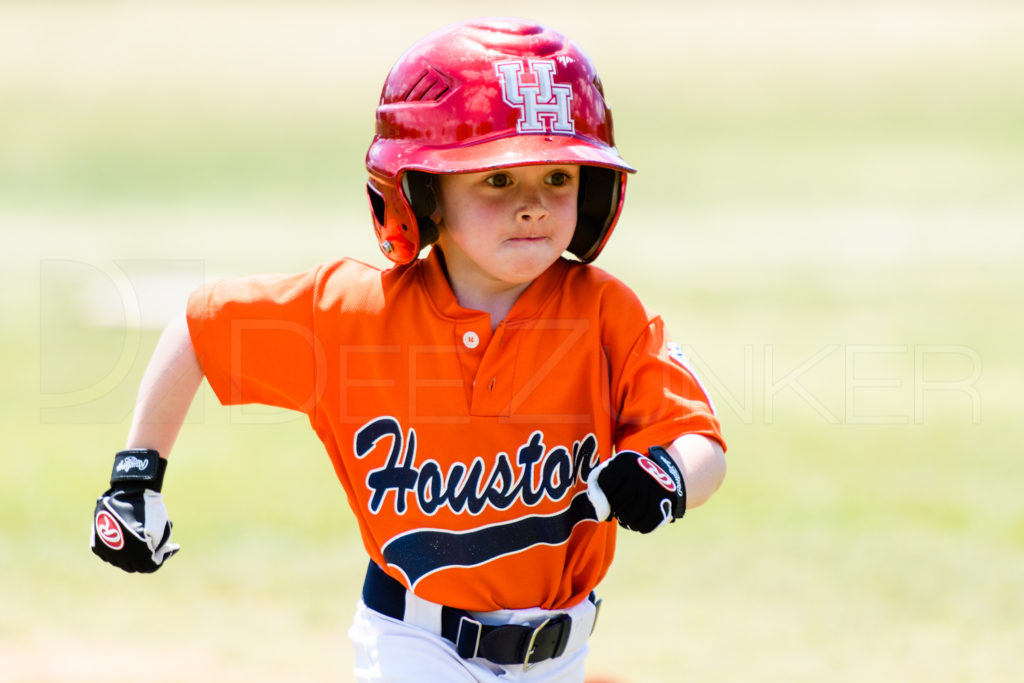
[349,593,598,682]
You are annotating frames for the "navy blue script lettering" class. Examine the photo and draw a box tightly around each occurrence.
[353,417,600,517]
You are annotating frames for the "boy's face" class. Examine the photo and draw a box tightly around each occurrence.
[434,164,579,292]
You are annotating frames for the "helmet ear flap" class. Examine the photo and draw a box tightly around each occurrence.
[570,166,625,263]
[401,171,440,247]
[365,171,440,264]
[366,175,420,264]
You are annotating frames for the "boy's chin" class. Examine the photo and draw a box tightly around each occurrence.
[497,256,560,284]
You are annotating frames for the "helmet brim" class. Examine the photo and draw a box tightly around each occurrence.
[368,133,636,178]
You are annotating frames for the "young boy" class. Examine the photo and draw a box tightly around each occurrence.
[90,18,726,682]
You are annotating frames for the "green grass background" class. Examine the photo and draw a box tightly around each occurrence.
[3,1,1022,680]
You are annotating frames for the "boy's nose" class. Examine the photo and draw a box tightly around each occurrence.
[515,188,549,222]
[517,207,549,223]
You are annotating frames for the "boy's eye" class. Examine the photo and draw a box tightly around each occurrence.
[485,173,512,188]
[547,171,572,187]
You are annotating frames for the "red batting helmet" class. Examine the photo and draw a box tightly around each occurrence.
[365,17,636,265]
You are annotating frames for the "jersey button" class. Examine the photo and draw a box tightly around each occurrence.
[462,331,480,349]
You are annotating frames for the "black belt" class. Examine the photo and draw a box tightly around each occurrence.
[361,561,599,670]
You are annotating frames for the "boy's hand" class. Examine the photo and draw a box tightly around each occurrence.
[586,446,686,533]
[91,450,179,573]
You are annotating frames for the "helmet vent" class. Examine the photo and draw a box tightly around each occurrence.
[403,66,455,102]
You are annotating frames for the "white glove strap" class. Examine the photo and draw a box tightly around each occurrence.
[586,461,612,522]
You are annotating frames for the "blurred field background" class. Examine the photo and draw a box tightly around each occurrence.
[3,0,1023,680]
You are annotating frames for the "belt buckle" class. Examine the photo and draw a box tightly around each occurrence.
[522,613,571,672]
[522,617,552,672]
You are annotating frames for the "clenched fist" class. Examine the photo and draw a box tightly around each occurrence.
[586,446,686,533]
[91,449,179,573]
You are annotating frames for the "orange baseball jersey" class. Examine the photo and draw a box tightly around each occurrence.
[186,249,723,612]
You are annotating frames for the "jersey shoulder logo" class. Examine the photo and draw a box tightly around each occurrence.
[666,341,717,415]
[666,341,692,371]
[495,59,575,135]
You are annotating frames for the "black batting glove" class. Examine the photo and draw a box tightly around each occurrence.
[91,449,180,573]
[586,446,686,533]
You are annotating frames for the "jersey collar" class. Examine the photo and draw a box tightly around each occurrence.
[419,248,572,323]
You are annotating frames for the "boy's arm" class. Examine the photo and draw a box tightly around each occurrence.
[666,433,726,510]
[90,312,204,573]
[125,312,205,457]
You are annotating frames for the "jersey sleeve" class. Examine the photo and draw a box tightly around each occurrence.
[186,268,324,413]
[612,315,725,454]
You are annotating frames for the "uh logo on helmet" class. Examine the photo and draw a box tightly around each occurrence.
[496,59,575,135]
[365,18,636,265]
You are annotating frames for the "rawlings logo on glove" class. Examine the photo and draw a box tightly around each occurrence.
[637,455,678,492]
[586,446,686,534]
[94,510,125,550]
[115,455,151,474]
